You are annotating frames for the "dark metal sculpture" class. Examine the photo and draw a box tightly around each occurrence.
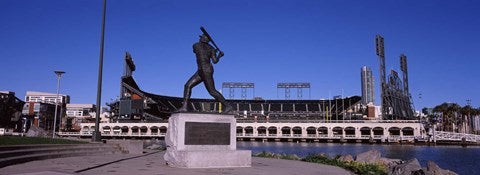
[177,27,232,113]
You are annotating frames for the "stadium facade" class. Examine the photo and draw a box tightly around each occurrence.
[108,52,364,122]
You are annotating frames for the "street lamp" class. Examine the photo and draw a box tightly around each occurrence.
[53,70,65,138]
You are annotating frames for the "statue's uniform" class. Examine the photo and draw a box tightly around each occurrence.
[181,41,228,110]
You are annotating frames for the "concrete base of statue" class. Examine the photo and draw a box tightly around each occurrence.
[164,112,251,168]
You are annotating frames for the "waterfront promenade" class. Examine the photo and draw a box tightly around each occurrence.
[0,150,350,175]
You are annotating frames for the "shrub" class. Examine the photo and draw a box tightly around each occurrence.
[304,154,387,175]
[254,151,387,175]
[253,151,301,160]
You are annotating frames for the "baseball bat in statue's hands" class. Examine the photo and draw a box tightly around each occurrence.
[217,50,224,58]
[200,26,221,52]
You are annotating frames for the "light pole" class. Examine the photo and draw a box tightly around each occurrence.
[53,70,65,138]
[92,0,107,142]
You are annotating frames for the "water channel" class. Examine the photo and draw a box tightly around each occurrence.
[237,141,480,175]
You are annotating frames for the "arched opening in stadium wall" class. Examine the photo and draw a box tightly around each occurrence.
[306,127,316,137]
[318,127,328,137]
[245,126,254,136]
[236,126,243,136]
[257,126,267,136]
[360,127,371,137]
[373,127,384,137]
[268,126,277,136]
[281,127,291,136]
[345,127,356,137]
[292,126,302,137]
[402,127,414,136]
[332,127,343,137]
[389,127,401,136]
[150,126,158,135]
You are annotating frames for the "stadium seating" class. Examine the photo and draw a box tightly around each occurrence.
[115,75,362,121]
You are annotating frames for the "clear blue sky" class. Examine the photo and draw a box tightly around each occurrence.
[1,0,479,109]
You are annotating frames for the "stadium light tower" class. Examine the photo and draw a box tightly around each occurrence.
[52,70,65,138]
[92,0,107,142]
[222,82,255,100]
[277,83,310,100]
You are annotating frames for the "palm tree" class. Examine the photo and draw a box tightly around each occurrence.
[471,108,480,134]
[433,103,461,132]
[460,105,474,133]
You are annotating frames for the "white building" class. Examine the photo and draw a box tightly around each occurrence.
[25,91,70,104]
[65,104,95,131]
[361,66,375,105]
[66,104,95,117]
[65,104,111,131]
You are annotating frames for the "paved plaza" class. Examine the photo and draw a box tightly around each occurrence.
[0,150,351,175]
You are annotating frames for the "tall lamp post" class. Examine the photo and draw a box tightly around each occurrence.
[53,70,65,138]
[92,0,107,142]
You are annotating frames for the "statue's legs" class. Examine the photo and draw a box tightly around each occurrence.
[178,71,202,112]
[200,71,232,112]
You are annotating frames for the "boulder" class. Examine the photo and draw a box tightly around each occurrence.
[26,125,49,137]
[389,158,422,175]
[379,157,403,168]
[316,152,329,158]
[424,161,458,175]
[338,154,354,162]
[285,154,301,160]
[356,150,381,164]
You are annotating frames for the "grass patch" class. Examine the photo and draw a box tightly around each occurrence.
[254,151,387,175]
[0,136,88,145]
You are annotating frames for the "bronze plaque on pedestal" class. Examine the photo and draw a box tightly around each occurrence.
[185,122,230,145]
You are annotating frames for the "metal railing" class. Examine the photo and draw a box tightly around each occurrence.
[435,131,480,142]
[58,131,165,137]
[236,119,420,124]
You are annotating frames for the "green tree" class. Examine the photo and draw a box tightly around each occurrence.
[433,103,461,132]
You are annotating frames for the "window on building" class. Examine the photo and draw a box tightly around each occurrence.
[34,103,40,112]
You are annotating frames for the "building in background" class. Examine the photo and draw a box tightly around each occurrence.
[0,91,25,130]
[361,66,375,105]
[24,91,70,131]
[66,104,96,131]
[25,91,70,104]
[22,102,56,131]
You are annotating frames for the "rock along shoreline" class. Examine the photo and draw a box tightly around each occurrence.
[254,150,458,175]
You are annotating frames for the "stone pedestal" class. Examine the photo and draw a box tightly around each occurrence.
[164,113,251,168]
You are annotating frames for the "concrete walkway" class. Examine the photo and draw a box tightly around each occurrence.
[0,151,351,175]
